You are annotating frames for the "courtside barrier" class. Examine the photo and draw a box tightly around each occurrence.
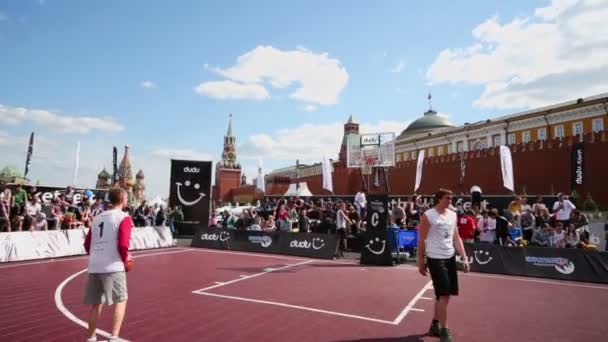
[463,243,608,284]
[190,227,337,259]
[0,226,174,263]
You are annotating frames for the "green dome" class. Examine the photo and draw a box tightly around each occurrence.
[399,109,453,138]
[0,165,22,178]
[98,168,111,179]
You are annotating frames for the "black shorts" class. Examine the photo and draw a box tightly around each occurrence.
[427,256,459,300]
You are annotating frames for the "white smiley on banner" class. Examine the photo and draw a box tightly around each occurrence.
[474,250,494,265]
[365,237,386,255]
[175,180,206,206]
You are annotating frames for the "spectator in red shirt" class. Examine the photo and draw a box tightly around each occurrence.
[457,209,477,244]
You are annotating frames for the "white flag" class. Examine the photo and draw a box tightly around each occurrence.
[500,145,514,191]
[72,141,80,186]
[256,158,265,193]
[414,150,425,192]
[322,156,333,193]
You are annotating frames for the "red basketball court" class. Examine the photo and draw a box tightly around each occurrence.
[1,247,606,342]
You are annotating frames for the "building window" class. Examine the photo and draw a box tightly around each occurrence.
[522,131,531,143]
[507,133,516,145]
[437,145,444,156]
[411,151,416,160]
[555,125,565,139]
[456,141,464,152]
[572,121,583,137]
[428,147,435,157]
[537,128,547,141]
[396,153,402,162]
[492,134,501,147]
[592,118,604,132]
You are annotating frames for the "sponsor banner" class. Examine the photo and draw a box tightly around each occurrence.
[191,227,337,259]
[571,143,584,186]
[10,185,107,205]
[462,243,608,284]
[360,230,394,266]
[366,195,389,231]
[169,159,212,235]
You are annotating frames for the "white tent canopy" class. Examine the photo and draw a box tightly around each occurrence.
[284,182,313,197]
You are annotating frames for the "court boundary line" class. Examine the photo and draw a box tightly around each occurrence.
[0,247,187,269]
[192,259,429,326]
[54,248,192,341]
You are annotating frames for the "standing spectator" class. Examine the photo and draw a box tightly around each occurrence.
[477,211,496,243]
[535,208,553,228]
[520,197,532,213]
[520,209,536,241]
[553,223,566,248]
[565,224,580,248]
[155,206,166,226]
[12,184,27,216]
[81,203,93,228]
[0,185,11,231]
[532,196,546,215]
[552,193,576,226]
[507,196,522,217]
[276,204,289,231]
[354,188,367,218]
[64,186,75,205]
[334,202,352,258]
[457,210,477,244]
[50,198,64,230]
[298,208,310,233]
[347,205,361,235]
[491,209,511,246]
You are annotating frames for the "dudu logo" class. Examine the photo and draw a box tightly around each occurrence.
[290,238,325,250]
[183,167,200,173]
[201,231,230,242]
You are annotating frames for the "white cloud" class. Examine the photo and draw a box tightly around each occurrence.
[151,148,213,161]
[303,105,317,112]
[390,60,406,73]
[140,80,157,89]
[0,104,124,134]
[194,80,269,100]
[426,0,608,109]
[202,46,349,105]
[239,120,406,163]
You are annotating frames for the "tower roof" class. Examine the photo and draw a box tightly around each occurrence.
[118,144,133,179]
[226,114,233,136]
[136,169,144,179]
[347,114,354,124]
[98,168,111,179]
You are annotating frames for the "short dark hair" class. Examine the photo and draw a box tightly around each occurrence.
[108,188,127,205]
[434,188,453,203]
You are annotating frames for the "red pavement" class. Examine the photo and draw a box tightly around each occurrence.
[1,247,607,342]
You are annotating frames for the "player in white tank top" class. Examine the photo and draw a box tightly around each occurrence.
[417,189,469,342]
[88,209,130,274]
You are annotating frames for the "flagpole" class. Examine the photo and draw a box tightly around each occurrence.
[24,132,35,178]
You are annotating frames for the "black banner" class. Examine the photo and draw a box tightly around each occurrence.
[361,195,393,265]
[190,227,337,259]
[112,146,118,185]
[24,132,34,177]
[169,159,212,234]
[462,243,608,284]
[571,143,584,186]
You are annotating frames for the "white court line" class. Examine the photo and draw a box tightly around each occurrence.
[420,296,433,300]
[391,281,434,325]
[188,247,306,261]
[193,260,313,293]
[195,292,397,325]
[409,308,425,312]
[54,248,192,341]
[0,247,187,269]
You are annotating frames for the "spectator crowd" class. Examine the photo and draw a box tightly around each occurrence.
[0,184,181,233]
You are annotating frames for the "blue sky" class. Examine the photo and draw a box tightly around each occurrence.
[1,0,607,197]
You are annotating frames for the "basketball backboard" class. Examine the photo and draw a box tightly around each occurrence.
[346,132,395,168]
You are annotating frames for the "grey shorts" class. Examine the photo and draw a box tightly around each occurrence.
[83,272,128,306]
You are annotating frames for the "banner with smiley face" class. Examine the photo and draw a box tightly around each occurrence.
[169,159,212,233]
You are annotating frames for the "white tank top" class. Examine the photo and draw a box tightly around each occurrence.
[336,210,347,229]
[88,209,129,274]
[424,207,456,259]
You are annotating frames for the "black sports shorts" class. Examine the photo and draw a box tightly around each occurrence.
[427,256,459,300]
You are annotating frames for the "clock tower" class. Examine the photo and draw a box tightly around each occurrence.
[214,114,242,203]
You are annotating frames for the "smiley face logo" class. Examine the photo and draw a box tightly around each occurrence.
[365,237,386,255]
[312,237,325,250]
[219,231,230,242]
[175,180,206,206]
[473,250,493,265]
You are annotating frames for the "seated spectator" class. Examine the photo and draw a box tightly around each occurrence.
[508,219,524,246]
[507,196,522,217]
[579,235,598,251]
[520,209,536,241]
[565,224,580,248]
[298,208,310,233]
[24,196,41,231]
[571,210,590,240]
[0,188,10,232]
[491,209,511,246]
[155,206,166,226]
[531,224,552,247]
[80,202,93,228]
[457,210,477,244]
[263,215,276,231]
[10,210,23,231]
[532,196,546,215]
[33,213,48,231]
[553,223,566,248]
[535,208,553,228]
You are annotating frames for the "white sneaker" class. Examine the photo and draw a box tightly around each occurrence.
[86,337,97,342]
